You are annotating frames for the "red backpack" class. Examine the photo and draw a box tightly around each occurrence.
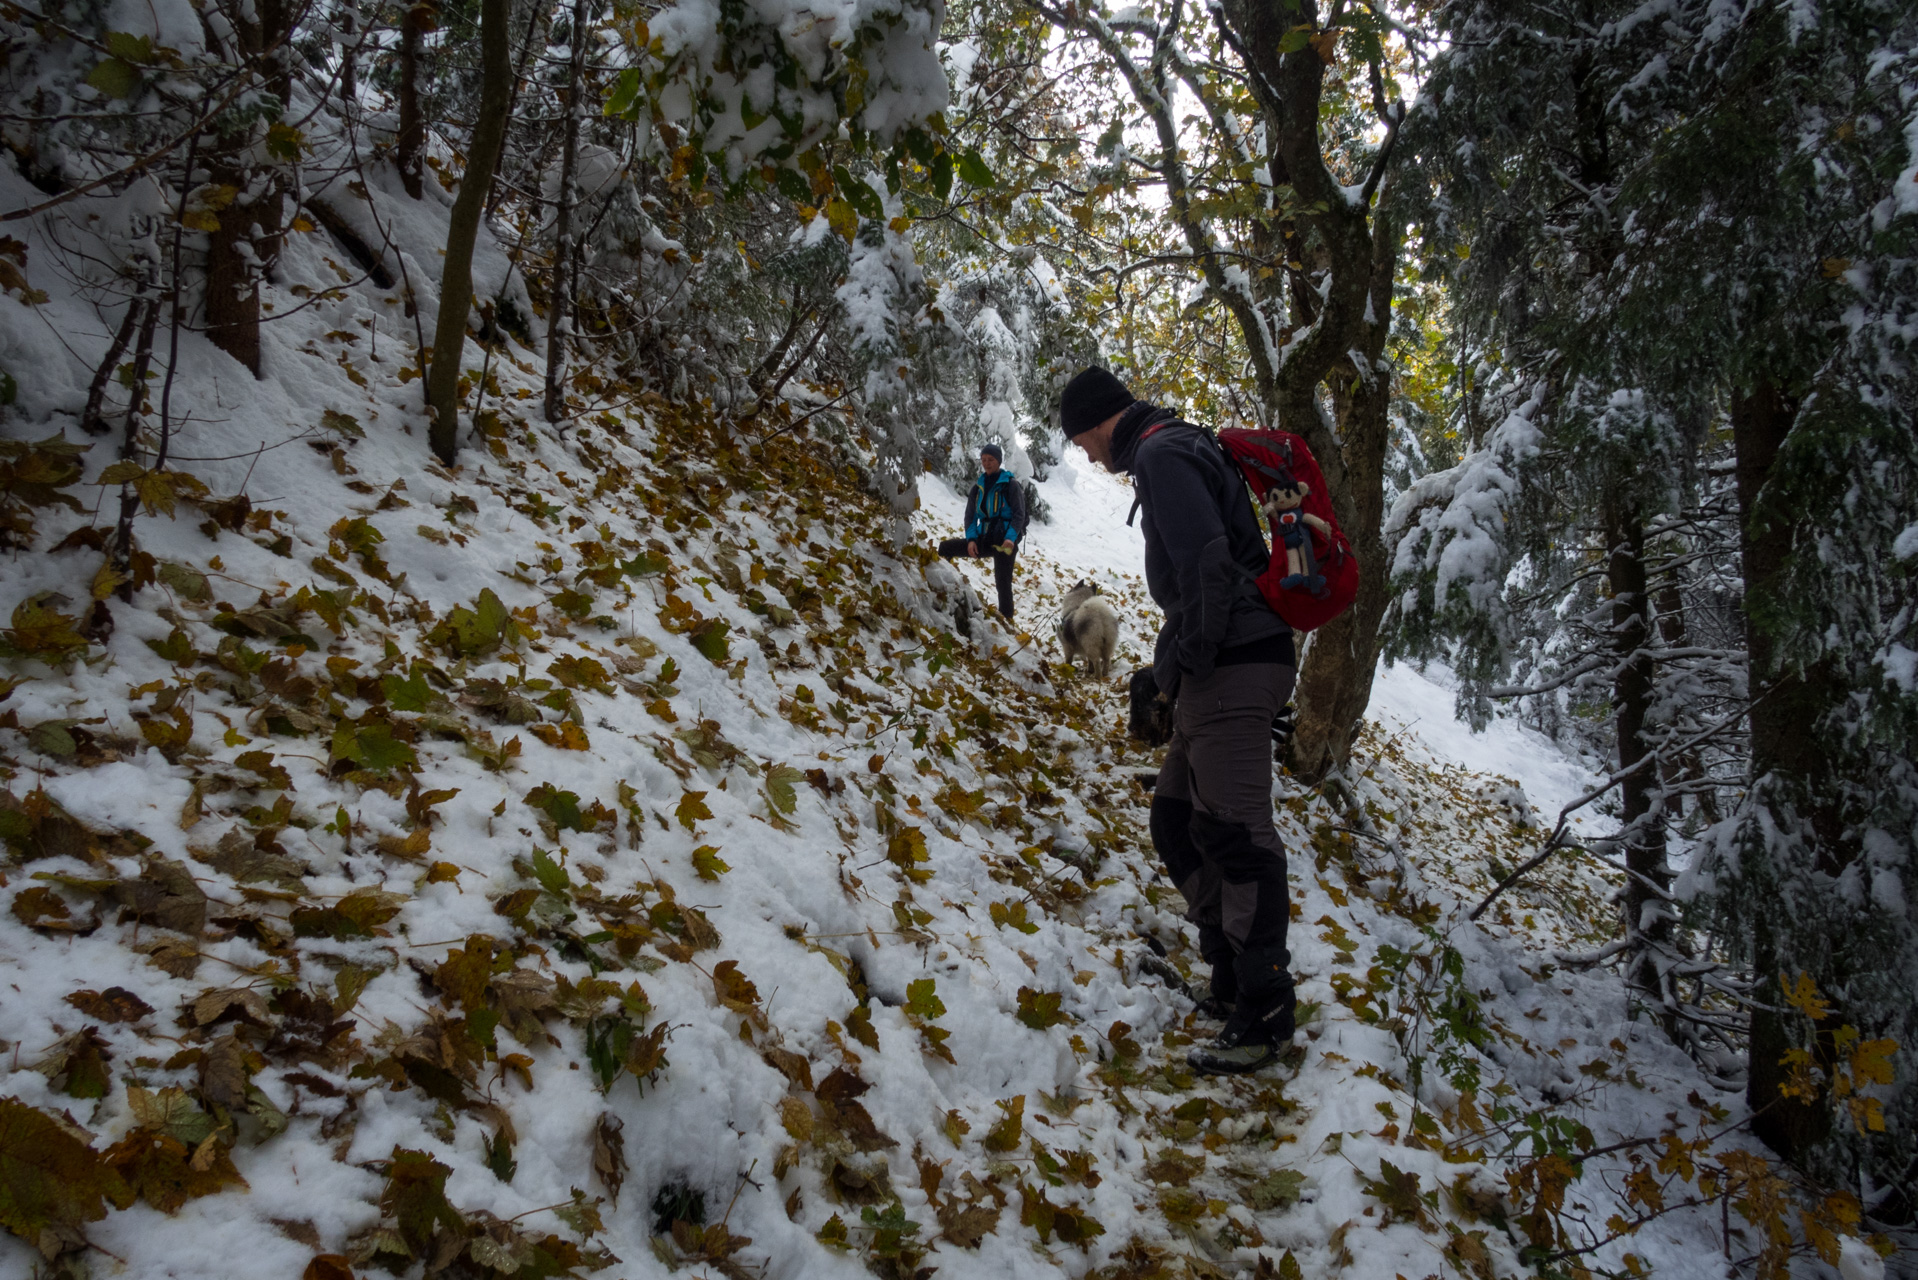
[1216,427,1358,632]
[1135,420,1358,632]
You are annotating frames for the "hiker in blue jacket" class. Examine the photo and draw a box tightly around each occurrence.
[937,443,1028,620]
[1059,366,1298,1077]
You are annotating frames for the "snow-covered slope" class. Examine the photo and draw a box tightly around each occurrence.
[0,155,1874,1280]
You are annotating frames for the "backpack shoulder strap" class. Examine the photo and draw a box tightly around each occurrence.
[1140,418,1206,442]
[1128,418,1209,524]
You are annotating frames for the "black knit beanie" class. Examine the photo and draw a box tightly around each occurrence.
[1059,367,1135,438]
[979,442,1003,461]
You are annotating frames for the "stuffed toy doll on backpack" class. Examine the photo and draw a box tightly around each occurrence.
[1257,479,1333,596]
[1215,426,1359,632]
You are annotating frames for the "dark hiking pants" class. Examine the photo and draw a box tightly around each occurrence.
[936,537,1016,618]
[1150,662,1296,1011]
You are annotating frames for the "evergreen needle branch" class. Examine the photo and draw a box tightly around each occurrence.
[0,19,306,224]
[0,0,119,56]
[1470,697,1755,921]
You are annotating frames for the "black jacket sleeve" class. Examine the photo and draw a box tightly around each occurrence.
[1140,438,1234,680]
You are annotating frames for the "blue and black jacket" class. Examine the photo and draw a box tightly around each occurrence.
[963,470,1028,549]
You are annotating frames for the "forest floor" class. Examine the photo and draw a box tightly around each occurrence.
[0,156,1894,1280]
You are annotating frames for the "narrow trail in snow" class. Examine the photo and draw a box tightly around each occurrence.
[0,177,1759,1276]
[911,464,1727,1280]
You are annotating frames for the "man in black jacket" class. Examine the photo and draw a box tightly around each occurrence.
[1060,367,1298,1075]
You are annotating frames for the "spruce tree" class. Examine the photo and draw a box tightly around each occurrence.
[1396,0,1917,1205]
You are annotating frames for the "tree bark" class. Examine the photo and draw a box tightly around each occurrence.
[489,0,552,219]
[1291,337,1392,782]
[427,0,512,464]
[544,0,589,424]
[1219,0,1404,782]
[396,2,433,200]
[202,155,270,375]
[199,0,292,377]
[1732,379,1844,1163]
[338,0,358,110]
[1653,582,1719,826]
[80,292,144,436]
[1605,498,1673,1010]
[112,290,161,581]
[1285,186,1401,783]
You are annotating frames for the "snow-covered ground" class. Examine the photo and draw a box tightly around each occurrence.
[0,144,1885,1280]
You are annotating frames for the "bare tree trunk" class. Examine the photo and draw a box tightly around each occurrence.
[1732,380,1843,1164]
[427,0,512,464]
[1291,352,1391,782]
[1286,195,1402,782]
[200,0,291,377]
[112,288,161,582]
[543,0,588,424]
[396,1,433,200]
[338,0,358,109]
[80,293,144,436]
[488,0,552,219]
[1606,499,1674,1011]
[202,156,268,375]
[1654,582,1719,826]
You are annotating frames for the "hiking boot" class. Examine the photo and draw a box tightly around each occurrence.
[1187,1000,1295,1076]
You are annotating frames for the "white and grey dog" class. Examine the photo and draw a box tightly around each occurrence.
[1057,580,1119,678]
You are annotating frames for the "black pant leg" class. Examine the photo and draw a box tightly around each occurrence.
[936,537,971,559]
[1151,795,1233,967]
[1191,809,1294,1009]
[1172,663,1297,1013]
[992,549,1015,617]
